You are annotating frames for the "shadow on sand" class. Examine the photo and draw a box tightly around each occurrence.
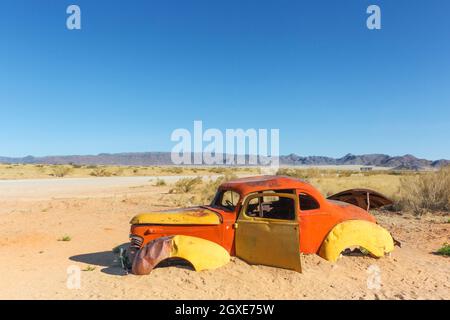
[70,243,196,276]
[69,243,129,276]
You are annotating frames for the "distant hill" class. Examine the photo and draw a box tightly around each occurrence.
[0,152,448,170]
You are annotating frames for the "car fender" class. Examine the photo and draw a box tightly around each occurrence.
[318,220,394,262]
[132,235,230,275]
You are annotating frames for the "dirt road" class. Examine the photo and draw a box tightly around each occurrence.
[0,175,217,200]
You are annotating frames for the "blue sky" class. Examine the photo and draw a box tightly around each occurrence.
[1,0,449,159]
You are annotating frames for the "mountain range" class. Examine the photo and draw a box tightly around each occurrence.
[0,152,449,170]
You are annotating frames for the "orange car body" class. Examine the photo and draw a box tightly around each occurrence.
[129,176,378,257]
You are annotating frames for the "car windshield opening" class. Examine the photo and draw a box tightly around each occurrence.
[212,190,240,211]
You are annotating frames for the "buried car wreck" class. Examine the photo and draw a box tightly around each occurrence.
[123,175,395,275]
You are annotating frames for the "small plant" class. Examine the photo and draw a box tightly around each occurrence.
[154,178,167,186]
[436,243,450,256]
[82,265,96,272]
[359,247,370,255]
[58,235,72,242]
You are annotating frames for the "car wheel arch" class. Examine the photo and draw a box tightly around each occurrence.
[131,235,230,275]
[318,219,394,262]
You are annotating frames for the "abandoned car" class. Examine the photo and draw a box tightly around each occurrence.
[124,175,395,274]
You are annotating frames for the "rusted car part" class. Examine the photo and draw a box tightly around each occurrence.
[132,236,173,275]
[318,220,394,262]
[132,235,230,275]
[327,188,393,211]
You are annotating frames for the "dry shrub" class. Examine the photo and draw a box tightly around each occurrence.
[50,165,72,177]
[170,177,203,193]
[154,178,167,186]
[398,166,450,215]
[113,167,124,176]
[90,167,112,177]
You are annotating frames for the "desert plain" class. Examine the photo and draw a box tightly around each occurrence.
[0,166,448,300]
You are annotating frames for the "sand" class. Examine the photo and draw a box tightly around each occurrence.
[0,177,448,299]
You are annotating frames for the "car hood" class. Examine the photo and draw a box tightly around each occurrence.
[130,206,222,225]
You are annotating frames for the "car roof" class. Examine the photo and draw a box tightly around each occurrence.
[219,175,321,196]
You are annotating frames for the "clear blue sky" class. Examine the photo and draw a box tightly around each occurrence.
[1,0,449,159]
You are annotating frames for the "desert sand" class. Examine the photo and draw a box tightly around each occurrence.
[0,176,448,300]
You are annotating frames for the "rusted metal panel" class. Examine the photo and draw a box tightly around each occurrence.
[327,188,393,210]
[130,207,222,225]
[132,236,173,275]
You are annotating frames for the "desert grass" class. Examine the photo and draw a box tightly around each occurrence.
[0,164,260,180]
[396,166,450,215]
[277,167,405,199]
[2,163,448,214]
[169,177,203,193]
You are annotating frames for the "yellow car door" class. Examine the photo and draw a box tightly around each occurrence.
[235,192,302,272]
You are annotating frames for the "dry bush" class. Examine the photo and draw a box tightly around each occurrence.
[170,177,203,193]
[50,166,72,177]
[154,178,167,186]
[398,167,450,215]
[90,167,112,177]
[113,167,124,176]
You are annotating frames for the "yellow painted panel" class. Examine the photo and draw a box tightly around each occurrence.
[169,235,230,271]
[130,208,221,225]
[319,220,394,262]
[236,220,302,272]
[235,193,302,272]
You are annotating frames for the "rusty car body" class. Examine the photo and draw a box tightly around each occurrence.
[125,175,395,275]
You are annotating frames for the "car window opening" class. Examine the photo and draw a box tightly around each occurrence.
[212,190,240,211]
[299,193,320,210]
[246,195,295,220]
